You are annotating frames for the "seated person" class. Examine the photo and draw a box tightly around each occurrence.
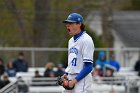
[104,65,115,77]
[0,58,5,76]
[103,65,115,85]
[2,75,10,88]
[134,59,140,77]
[109,54,120,71]
[138,71,140,77]
[92,65,102,77]
[92,65,102,83]
[44,62,55,77]
[31,70,43,86]
[6,60,16,77]
[134,59,140,71]
[95,51,109,76]
[13,52,28,72]
[0,79,4,89]
[55,64,65,77]
[17,76,28,93]
[34,70,42,78]
[0,75,10,89]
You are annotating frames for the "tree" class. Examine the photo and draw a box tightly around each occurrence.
[101,0,114,47]
[33,0,51,47]
[4,0,29,46]
[131,0,140,10]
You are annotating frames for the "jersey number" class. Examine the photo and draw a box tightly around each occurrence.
[71,58,77,66]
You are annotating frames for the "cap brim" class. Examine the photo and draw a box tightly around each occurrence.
[62,20,77,23]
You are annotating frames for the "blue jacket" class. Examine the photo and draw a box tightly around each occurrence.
[6,68,16,77]
[13,59,28,72]
[108,60,120,71]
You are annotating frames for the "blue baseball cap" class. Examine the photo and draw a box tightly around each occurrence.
[99,51,105,57]
[63,13,84,23]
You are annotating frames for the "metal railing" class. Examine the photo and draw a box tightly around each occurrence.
[0,81,18,93]
[1,76,140,93]
[0,47,140,67]
[92,76,140,93]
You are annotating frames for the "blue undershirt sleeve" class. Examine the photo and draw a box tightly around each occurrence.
[75,62,93,82]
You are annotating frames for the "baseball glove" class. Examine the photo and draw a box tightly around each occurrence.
[56,76,75,90]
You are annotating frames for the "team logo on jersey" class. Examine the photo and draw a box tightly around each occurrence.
[69,47,78,55]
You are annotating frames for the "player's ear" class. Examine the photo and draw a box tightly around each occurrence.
[76,22,82,26]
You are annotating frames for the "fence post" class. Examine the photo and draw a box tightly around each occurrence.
[31,50,35,67]
[125,80,130,93]
[138,86,140,93]
[122,47,126,67]
[106,49,110,60]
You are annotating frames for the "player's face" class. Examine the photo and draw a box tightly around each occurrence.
[65,22,81,35]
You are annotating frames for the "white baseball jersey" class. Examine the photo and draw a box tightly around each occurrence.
[65,31,94,74]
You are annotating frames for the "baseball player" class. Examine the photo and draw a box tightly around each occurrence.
[62,13,94,93]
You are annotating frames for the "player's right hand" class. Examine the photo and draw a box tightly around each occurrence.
[56,76,75,90]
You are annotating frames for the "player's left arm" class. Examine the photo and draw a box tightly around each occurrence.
[75,62,93,81]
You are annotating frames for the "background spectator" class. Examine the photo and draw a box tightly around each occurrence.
[13,52,28,72]
[44,62,55,77]
[92,65,102,77]
[17,76,28,93]
[55,64,65,77]
[2,75,10,87]
[6,60,16,77]
[104,65,115,77]
[138,71,140,77]
[134,59,140,71]
[95,51,108,75]
[92,65,102,83]
[103,65,115,85]
[31,70,43,86]
[0,75,11,89]
[49,71,56,77]
[134,59,140,77]
[0,58,5,76]
[0,79,4,89]
[108,54,120,72]
[34,70,42,78]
